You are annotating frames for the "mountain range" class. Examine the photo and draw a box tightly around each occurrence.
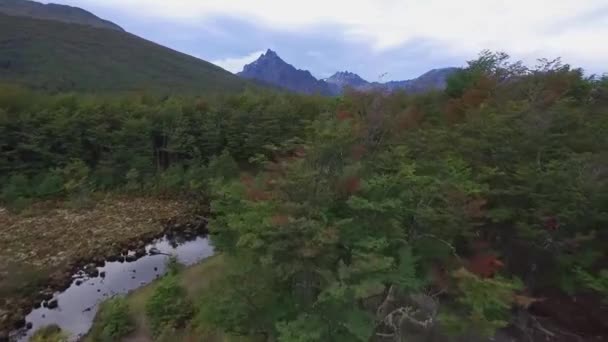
[0,0,457,95]
[239,49,459,95]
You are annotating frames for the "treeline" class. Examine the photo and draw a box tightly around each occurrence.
[0,86,332,208]
[4,51,608,340]
[197,52,608,341]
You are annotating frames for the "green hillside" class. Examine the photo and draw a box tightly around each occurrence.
[0,13,247,93]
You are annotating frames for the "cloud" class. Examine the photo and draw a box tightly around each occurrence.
[47,0,608,75]
[306,50,323,58]
[210,50,264,73]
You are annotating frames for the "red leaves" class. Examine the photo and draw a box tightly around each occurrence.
[466,253,504,278]
[543,216,559,231]
[293,146,307,158]
[337,110,353,121]
[445,99,465,124]
[464,197,488,219]
[350,144,366,160]
[338,175,361,195]
[270,215,289,226]
[240,173,273,202]
[194,99,208,112]
[396,106,424,131]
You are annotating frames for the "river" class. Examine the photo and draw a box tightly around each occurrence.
[11,234,214,342]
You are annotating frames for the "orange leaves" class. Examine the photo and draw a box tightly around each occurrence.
[466,253,504,278]
[444,74,495,123]
[194,99,208,112]
[396,106,425,131]
[316,226,339,245]
[446,191,488,220]
[240,173,273,202]
[464,197,488,219]
[270,214,289,226]
[337,110,353,121]
[461,88,489,108]
[513,294,544,309]
[445,98,465,124]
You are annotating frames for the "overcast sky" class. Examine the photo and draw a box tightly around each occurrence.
[44,0,608,81]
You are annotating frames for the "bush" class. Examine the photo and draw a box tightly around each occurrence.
[1,174,31,203]
[34,169,64,198]
[30,325,68,342]
[207,149,239,180]
[89,296,135,342]
[145,275,194,336]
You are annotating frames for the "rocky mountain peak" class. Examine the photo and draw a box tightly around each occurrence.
[238,49,334,96]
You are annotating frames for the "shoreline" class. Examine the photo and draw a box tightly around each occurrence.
[0,195,207,340]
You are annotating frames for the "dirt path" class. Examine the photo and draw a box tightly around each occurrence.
[0,194,194,338]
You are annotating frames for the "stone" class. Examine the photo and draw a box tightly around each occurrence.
[125,255,137,262]
[134,248,146,258]
[46,299,58,309]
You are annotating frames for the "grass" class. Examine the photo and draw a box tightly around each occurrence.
[0,13,249,93]
[87,255,256,342]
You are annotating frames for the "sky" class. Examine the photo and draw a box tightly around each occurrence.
[43,0,608,81]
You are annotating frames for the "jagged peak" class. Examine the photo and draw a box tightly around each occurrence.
[264,49,278,57]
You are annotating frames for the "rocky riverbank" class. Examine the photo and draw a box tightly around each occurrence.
[0,195,205,340]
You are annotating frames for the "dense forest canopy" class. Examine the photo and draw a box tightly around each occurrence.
[1,51,607,340]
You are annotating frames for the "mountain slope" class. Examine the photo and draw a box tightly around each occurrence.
[238,50,334,96]
[0,13,247,93]
[0,0,123,31]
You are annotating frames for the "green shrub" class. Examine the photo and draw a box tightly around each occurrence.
[166,255,184,276]
[30,325,68,342]
[1,174,31,203]
[207,149,239,180]
[34,169,64,198]
[145,275,194,336]
[154,165,186,194]
[89,296,135,342]
[124,168,141,192]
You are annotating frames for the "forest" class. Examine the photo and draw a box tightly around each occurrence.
[2,51,608,341]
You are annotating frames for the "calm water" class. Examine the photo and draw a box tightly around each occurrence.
[12,235,214,342]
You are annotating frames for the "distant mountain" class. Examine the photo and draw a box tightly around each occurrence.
[326,68,459,94]
[0,12,248,93]
[239,50,458,96]
[238,49,334,96]
[0,0,124,31]
[325,71,370,90]
[380,68,460,92]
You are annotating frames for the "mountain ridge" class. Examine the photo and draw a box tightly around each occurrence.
[0,0,124,31]
[239,50,459,95]
[0,12,248,93]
